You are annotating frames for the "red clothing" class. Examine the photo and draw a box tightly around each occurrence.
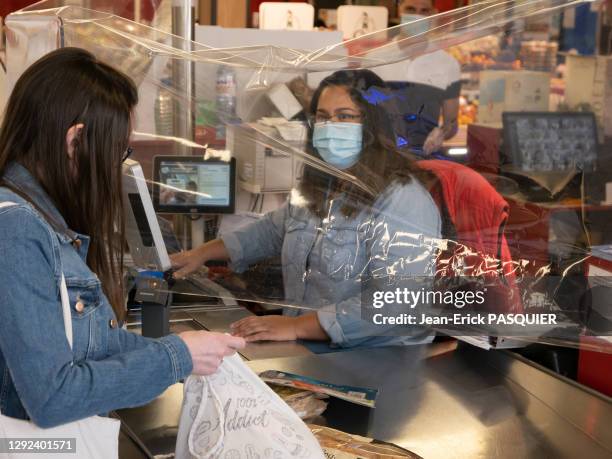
[1,1,37,19]
[418,159,523,313]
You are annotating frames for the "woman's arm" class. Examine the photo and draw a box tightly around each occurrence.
[295,313,329,340]
[0,209,189,427]
[422,99,459,155]
[171,238,229,279]
[0,208,242,428]
[171,202,292,278]
[114,326,243,375]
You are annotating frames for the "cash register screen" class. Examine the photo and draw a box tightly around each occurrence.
[153,156,236,214]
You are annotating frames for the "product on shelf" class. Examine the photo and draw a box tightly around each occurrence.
[459,96,478,126]
[520,40,558,73]
[448,35,501,71]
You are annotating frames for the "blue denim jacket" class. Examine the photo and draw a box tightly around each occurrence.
[221,179,441,348]
[0,163,192,428]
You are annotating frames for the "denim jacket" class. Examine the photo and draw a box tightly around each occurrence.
[0,163,192,428]
[221,179,442,348]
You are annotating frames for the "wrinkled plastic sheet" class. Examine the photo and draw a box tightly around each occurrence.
[6,0,612,352]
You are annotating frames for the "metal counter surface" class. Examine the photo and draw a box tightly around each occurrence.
[187,308,313,360]
[247,344,612,459]
[117,340,612,459]
[126,305,314,360]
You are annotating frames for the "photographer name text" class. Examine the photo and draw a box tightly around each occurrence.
[372,313,558,326]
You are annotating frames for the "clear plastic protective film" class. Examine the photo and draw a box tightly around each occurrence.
[6,0,612,351]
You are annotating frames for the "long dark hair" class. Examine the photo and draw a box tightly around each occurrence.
[299,69,428,218]
[0,47,138,319]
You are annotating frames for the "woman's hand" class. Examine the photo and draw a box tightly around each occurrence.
[170,246,208,279]
[423,127,445,155]
[230,316,298,342]
[230,313,330,342]
[178,331,246,376]
[170,239,230,279]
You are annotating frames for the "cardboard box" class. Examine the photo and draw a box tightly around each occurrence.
[337,5,388,40]
[259,2,314,30]
[477,70,550,125]
[198,0,247,28]
[565,54,612,138]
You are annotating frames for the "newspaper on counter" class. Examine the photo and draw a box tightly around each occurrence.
[269,384,329,419]
[259,370,378,408]
[309,425,422,459]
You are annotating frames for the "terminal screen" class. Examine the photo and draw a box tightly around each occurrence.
[158,161,231,207]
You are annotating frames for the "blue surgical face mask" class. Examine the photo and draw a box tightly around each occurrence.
[313,122,363,169]
[400,13,428,36]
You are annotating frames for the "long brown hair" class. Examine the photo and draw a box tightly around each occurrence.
[0,47,138,319]
[300,69,430,218]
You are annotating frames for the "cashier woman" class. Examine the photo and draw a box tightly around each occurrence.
[172,69,442,349]
[0,48,245,428]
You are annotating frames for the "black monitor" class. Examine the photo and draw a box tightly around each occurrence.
[153,155,236,214]
[502,112,598,172]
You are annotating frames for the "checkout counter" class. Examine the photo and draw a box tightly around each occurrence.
[115,298,612,459]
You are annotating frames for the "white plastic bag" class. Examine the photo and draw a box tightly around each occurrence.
[175,354,325,459]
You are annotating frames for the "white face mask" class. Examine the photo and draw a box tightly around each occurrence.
[313,122,363,170]
[401,13,426,23]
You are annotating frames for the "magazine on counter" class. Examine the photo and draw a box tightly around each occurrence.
[258,370,378,408]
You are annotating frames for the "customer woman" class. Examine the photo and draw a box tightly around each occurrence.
[0,48,244,428]
[172,70,442,348]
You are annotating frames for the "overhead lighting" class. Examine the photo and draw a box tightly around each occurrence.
[448,147,468,156]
